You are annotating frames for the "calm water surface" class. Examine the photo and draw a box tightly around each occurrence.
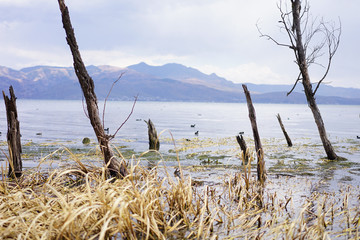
[0,100,359,188]
[0,100,358,144]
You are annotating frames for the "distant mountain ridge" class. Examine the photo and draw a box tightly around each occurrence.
[128,62,237,92]
[0,62,359,104]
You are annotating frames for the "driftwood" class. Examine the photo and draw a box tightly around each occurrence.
[145,119,160,150]
[242,84,266,183]
[236,134,249,164]
[57,0,127,178]
[3,86,22,178]
[276,113,293,147]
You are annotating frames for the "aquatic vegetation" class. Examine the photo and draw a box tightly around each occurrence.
[82,137,91,144]
[1,135,359,239]
[0,144,359,239]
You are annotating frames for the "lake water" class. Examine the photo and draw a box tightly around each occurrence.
[0,100,359,144]
[0,100,359,188]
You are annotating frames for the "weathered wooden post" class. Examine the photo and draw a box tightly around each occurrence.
[145,119,160,150]
[276,113,293,147]
[242,84,266,184]
[3,86,22,178]
[236,133,249,164]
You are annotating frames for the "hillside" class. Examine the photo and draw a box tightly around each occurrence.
[0,63,359,104]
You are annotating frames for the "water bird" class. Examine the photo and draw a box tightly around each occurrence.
[36,132,42,136]
[191,124,196,128]
[195,131,199,136]
[174,168,181,178]
[239,131,244,135]
[104,127,109,134]
[136,119,142,121]
[357,136,360,139]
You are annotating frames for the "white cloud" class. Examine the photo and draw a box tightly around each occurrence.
[81,49,189,68]
[0,0,53,7]
[198,63,286,85]
[0,45,72,69]
[0,0,358,88]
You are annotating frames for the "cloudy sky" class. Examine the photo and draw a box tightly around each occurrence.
[0,0,359,88]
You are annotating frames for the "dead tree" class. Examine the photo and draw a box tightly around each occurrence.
[257,0,340,160]
[242,84,266,183]
[145,119,160,151]
[276,113,293,147]
[3,86,22,178]
[57,0,127,178]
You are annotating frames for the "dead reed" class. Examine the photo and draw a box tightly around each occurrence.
[0,148,359,239]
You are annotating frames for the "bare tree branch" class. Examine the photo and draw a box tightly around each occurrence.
[313,19,341,95]
[300,1,310,28]
[256,22,294,49]
[110,94,138,140]
[287,72,302,96]
[270,0,341,97]
[102,72,126,128]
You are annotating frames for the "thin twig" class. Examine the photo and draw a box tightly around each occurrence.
[102,72,126,128]
[287,72,302,96]
[110,94,139,140]
[313,20,341,95]
[256,22,294,49]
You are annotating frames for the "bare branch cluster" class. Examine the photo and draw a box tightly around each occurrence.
[258,0,341,96]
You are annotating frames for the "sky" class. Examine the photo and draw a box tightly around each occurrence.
[0,0,359,88]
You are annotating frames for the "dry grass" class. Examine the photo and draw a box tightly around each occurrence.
[0,149,359,239]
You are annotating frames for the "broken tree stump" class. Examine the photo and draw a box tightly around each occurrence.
[236,133,249,164]
[3,86,22,178]
[242,84,266,184]
[276,113,293,147]
[145,119,160,150]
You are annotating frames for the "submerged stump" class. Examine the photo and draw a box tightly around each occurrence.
[145,119,160,151]
[242,84,266,184]
[236,133,249,164]
[3,86,22,178]
[276,113,293,147]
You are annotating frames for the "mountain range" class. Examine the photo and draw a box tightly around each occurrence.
[0,62,359,104]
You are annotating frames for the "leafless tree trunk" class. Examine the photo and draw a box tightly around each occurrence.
[276,113,293,147]
[242,84,266,183]
[3,86,22,178]
[258,0,340,160]
[57,0,127,178]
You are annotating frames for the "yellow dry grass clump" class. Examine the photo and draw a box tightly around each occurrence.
[0,150,359,239]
